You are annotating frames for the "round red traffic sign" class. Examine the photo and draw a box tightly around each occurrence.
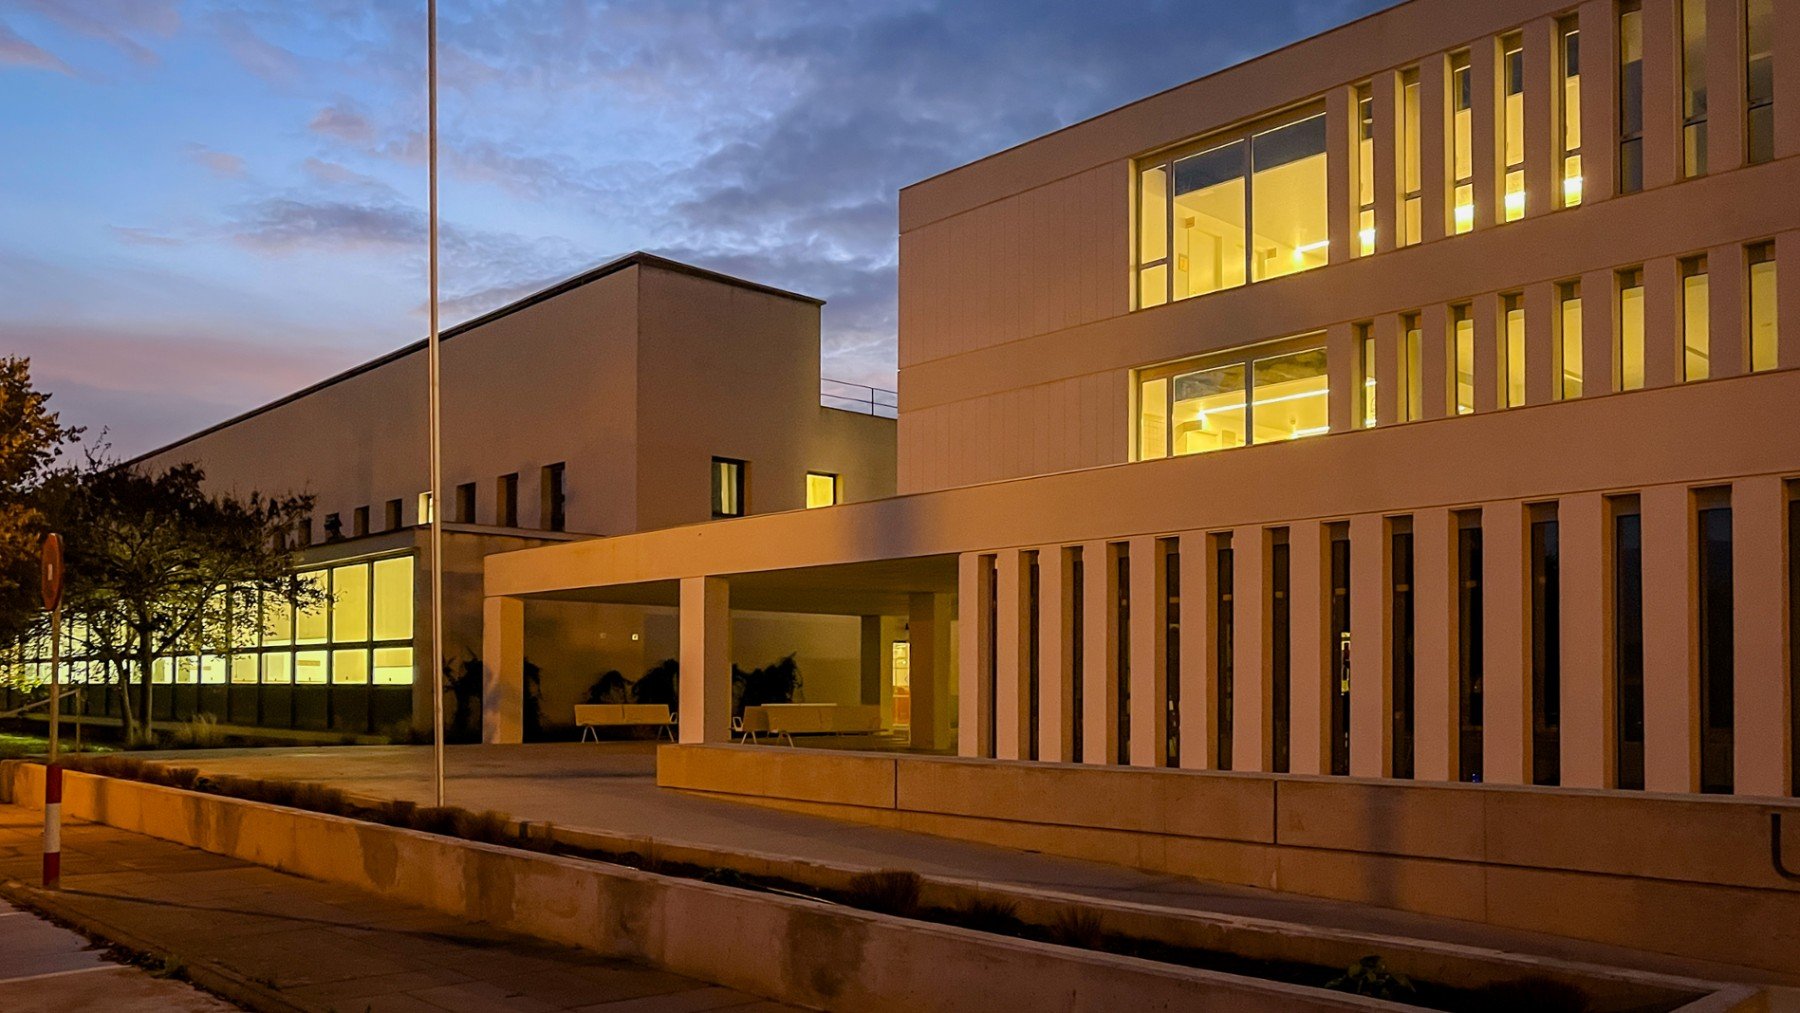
[40,533,63,611]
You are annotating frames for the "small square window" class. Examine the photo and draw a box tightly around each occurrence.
[806,472,839,509]
[712,458,746,518]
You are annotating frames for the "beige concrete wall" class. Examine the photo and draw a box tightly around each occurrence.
[657,745,1800,977]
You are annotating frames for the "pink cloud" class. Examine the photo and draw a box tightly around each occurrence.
[0,20,72,74]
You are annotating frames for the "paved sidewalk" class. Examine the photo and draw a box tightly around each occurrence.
[0,896,240,1012]
[140,742,1793,988]
[0,806,796,1013]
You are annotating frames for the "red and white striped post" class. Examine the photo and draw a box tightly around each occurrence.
[40,533,64,890]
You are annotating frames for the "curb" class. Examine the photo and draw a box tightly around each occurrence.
[0,876,309,1013]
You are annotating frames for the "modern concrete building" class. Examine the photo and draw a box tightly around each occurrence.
[485,0,1800,795]
[8,253,896,737]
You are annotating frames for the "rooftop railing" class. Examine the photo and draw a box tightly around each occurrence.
[821,378,898,418]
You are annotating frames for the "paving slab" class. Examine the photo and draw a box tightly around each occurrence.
[0,898,241,1012]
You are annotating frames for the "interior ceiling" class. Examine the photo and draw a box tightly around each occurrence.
[528,553,960,617]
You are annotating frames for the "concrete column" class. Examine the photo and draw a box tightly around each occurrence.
[1374,313,1402,426]
[1420,304,1450,420]
[1473,292,1502,413]
[1706,0,1746,175]
[1525,282,1558,405]
[1082,540,1119,765]
[994,549,1029,761]
[1372,70,1400,254]
[481,596,524,744]
[1560,493,1613,788]
[957,552,993,759]
[860,616,883,707]
[1037,547,1074,763]
[1129,536,1167,767]
[1524,17,1557,221]
[1643,256,1683,389]
[1709,242,1748,378]
[1288,520,1332,775]
[907,592,954,751]
[1774,0,1800,160]
[1350,514,1392,778]
[678,576,731,745]
[1579,0,1619,205]
[1178,534,1216,769]
[1327,84,1355,266]
[1642,484,1699,793]
[1483,500,1532,785]
[1581,269,1617,393]
[1413,509,1458,781]
[1326,322,1358,433]
[1734,476,1792,796]
[1233,526,1271,773]
[1640,0,1681,190]
[1779,231,1800,371]
[1420,52,1450,243]
[1471,35,1501,231]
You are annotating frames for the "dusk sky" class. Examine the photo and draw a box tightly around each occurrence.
[1,0,1392,457]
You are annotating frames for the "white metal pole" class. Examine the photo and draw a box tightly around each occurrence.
[427,0,446,808]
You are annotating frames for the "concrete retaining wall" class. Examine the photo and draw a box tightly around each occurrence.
[1,762,1448,1013]
[655,745,1800,977]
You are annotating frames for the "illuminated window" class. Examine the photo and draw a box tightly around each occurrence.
[1682,0,1708,177]
[1560,21,1584,207]
[417,491,433,525]
[200,655,226,685]
[230,653,259,685]
[1401,69,1423,244]
[295,570,328,645]
[712,458,746,517]
[1135,110,1328,306]
[263,653,292,684]
[1747,0,1775,164]
[1618,268,1646,390]
[805,472,839,508]
[1402,313,1423,421]
[1358,322,1377,428]
[295,650,328,685]
[372,556,414,641]
[331,563,369,643]
[1452,304,1476,414]
[1682,257,1710,381]
[1749,242,1779,371]
[1558,281,1584,399]
[1451,51,1475,233]
[332,648,369,686]
[1134,339,1329,459]
[1620,3,1644,193]
[1502,35,1527,222]
[1357,84,1376,255]
[1503,294,1527,407]
[373,647,414,686]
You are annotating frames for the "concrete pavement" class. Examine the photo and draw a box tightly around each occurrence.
[0,896,240,1012]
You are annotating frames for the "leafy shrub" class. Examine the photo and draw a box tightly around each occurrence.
[585,670,630,705]
[1326,956,1414,1000]
[633,659,679,709]
[845,870,922,917]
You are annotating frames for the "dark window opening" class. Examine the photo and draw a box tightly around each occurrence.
[1788,489,1798,796]
[1216,536,1235,770]
[455,482,476,524]
[541,463,567,531]
[1329,527,1351,777]
[1531,513,1562,786]
[1071,553,1085,764]
[1698,500,1734,794]
[1458,518,1485,782]
[384,499,403,531]
[1027,553,1041,762]
[497,474,519,527]
[1271,532,1292,774]
[986,555,998,760]
[1165,543,1181,768]
[1392,523,1416,779]
[1117,549,1131,765]
[323,513,342,542]
[1615,505,1646,789]
[352,506,369,538]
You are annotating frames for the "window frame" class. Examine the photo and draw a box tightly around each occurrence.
[1133,331,1330,460]
[805,471,840,509]
[712,457,748,518]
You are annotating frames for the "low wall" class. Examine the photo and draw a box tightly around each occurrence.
[1,762,1450,1013]
[655,745,1800,978]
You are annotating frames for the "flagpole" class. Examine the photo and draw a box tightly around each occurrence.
[427,0,446,808]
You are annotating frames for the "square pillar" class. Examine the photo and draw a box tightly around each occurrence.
[1734,476,1792,796]
[1288,521,1333,775]
[1371,70,1400,254]
[1037,547,1074,763]
[1523,17,1557,221]
[907,592,954,751]
[1350,514,1392,778]
[678,577,731,744]
[1483,501,1532,785]
[1413,509,1459,781]
[1779,231,1800,371]
[1642,484,1699,793]
[1560,493,1613,788]
[1774,0,1800,160]
[1640,0,1680,190]
[1525,281,1558,405]
[1470,35,1501,231]
[1177,534,1216,769]
[860,616,884,707]
[1581,269,1617,393]
[1233,527,1272,773]
[1643,256,1682,389]
[481,596,524,744]
[1327,322,1358,433]
[1373,313,1403,426]
[1420,304,1450,420]
[1706,0,1746,175]
[1578,0,1620,205]
[994,549,1030,760]
[1128,536,1167,767]
[1708,242,1749,378]
[1081,541,1120,765]
[1472,292,1503,413]
[1326,84,1356,266]
[957,552,994,759]
[1419,52,1450,244]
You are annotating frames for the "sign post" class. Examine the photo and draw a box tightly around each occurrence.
[40,533,63,890]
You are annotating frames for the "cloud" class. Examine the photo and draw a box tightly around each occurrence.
[185,143,246,178]
[13,0,178,67]
[0,19,71,74]
[222,197,424,253]
[308,101,376,145]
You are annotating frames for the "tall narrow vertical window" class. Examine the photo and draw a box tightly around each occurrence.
[1071,552,1085,763]
[1614,500,1645,789]
[1401,70,1423,245]
[1530,508,1561,786]
[1560,20,1585,207]
[1270,530,1291,774]
[1402,313,1424,421]
[541,462,566,531]
[711,458,745,518]
[1172,143,1247,299]
[1359,323,1378,428]
[1503,294,1527,408]
[1457,515,1485,782]
[1357,84,1376,256]
[1787,487,1799,796]
[1329,526,1352,777]
[1452,304,1476,415]
[1116,550,1131,765]
[384,498,403,531]
[1215,535,1234,770]
[1747,0,1775,164]
[496,473,518,528]
[1502,34,1528,222]
[1028,553,1040,761]
[1163,543,1180,768]
[1618,268,1646,390]
[1681,257,1711,381]
[1620,2,1645,193]
[986,555,999,760]
[1451,51,1476,233]
[1558,281,1584,399]
[454,482,476,524]
[1391,520,1416,779]
[1681,0,1708,177]
[1697,494,1734,794]
[1139,377,1169,459]
[352,505,369,538]
[1138,165,1169,308]
[1253,115,1330,282]
[416,493,432,525]
[1749,241,1779,372]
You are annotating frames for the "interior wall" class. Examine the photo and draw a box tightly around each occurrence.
[525,601,653,732]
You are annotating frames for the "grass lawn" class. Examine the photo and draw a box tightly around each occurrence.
[0,732,114,759]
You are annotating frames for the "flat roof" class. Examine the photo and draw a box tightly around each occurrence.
[130,251,823,465]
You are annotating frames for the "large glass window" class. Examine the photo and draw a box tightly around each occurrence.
[1402,70,1423,245]
[1503,294,1527,408]
[1136,342,1328,459]
[1451,51,1475,233]
[372,557,413,641]
[1136,111,1328,307]
[1558,281,1584,399]
[1747,0,1775,164]
[1503,35,1527,222]
[1452,304,1476,415]
[1682,0,1708,178]
[331,563,369,643]
[1357,85,1376,256]
[1618,268,1646,390]
[1402,314,1423,422]
[1749,242,1779,372]
[1560,20,1584,207]
[1172,364,1247,455]
[1620,3,1645,193]
[1682,257,1710,381]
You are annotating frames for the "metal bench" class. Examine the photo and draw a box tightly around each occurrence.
[735,703,881,745]
[575,703,676,741]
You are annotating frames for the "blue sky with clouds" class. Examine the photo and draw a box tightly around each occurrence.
[1,0,1393,456]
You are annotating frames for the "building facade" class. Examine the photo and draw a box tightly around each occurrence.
[484,0,1799,800]
[7,253,897,737]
